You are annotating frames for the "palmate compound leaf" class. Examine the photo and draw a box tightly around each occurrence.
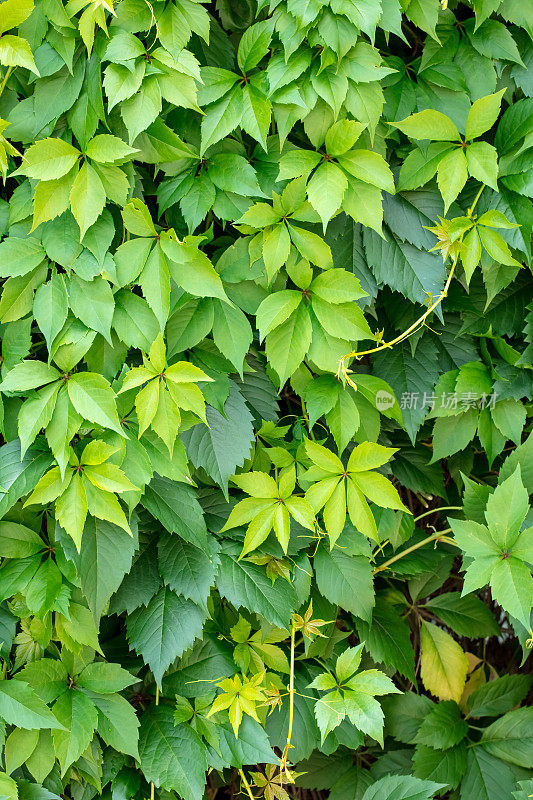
[449,467,533,628]
[0,1,531,798]
[309,644,399,745]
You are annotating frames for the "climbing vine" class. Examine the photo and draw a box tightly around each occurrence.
[0,0,532,798]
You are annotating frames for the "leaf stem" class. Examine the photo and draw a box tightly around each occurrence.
[414,506,462,522]
[0,67,14,102]
[467,184,485,217]
[373,528,454,574]
[300,398,315,440]
[281,618,296,768]
[238,768,255,800]
[150,686,160,800]
[338,260,457,387]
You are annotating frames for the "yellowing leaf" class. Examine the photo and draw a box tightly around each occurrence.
[420,621,468,702]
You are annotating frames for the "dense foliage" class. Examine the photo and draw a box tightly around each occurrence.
[0,0,532,797]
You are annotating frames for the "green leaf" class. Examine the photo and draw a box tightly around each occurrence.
[265,303,312,385]
[141,475,208,550]
[138,706,207,800]
[262,223,292,279]
[69,161,106,239]
[52,689,97,774]
[412,742,467,790]
[0,441,53,522]
[256,290,302,340]
[325,120,366,157]
[0,773,17,800]
[363,228,447,307]
[0,0,35,32]
[0,237,46,279]
[90,691,140,759]
[237,21,273,73]
[0,360,60,392]
[16,138,79,181]
[160,238,230,304]
[405,0,439,39]
[307,161,347,230]
[181,383,254,499]
[0,680,63,730]
[466,142,498,190]
[481,707,533,767]
[0,522,44,558]
[69,275,115,343]
[460,746,516,800]
[467,674,532,717]
[490,557,533,629]
[393,110,461,141]
[139,242,171,332]
[77,662,136,693]
[121,75,162,144]
[216,542,298,628]
[211,301,253,375]
[127,586,207,687]
[18,659,68,705]
[431,410,478,462]
[18,382,60,458]
[469,19,524,65]
[241,84,271,151]
[374,338,439,442]
[200,88,242,155]
[208,153,265,198]
[361,775,444,800]
[33,274,69,352]
[288,224,333,268]
[67,517,136,619]
[425,592,499,637]
[314,541,374,622]
[158,535,216,607]
[85,134,137,164]
[339,150,395,193]
[4,728,39,776]
[67,373,123,436]
[414,701,468,749]
[465,90,506,140]
[355,598,415,682]
[437,148,468,212]
[478,226,522,266]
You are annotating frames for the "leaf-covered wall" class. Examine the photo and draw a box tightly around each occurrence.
[0,0,532,798]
